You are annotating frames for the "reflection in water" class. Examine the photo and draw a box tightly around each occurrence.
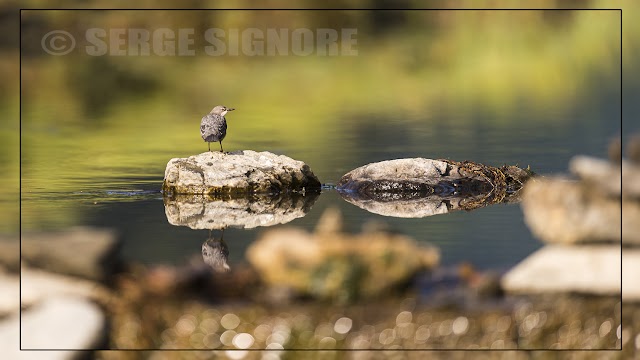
[163,192,319,230]
[202,229,230,273]
[338,188,523,218]
[164,192,319,272]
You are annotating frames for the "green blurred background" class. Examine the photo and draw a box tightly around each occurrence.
[5,1,637,236]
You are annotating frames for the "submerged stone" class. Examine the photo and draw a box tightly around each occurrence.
[162,150,321,196]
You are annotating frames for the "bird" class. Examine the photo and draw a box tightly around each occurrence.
[202,229,230,273]
[200,105,235,152]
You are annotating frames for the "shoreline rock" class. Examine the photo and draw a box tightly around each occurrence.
[162,150,321,196]
[505,137,639,301]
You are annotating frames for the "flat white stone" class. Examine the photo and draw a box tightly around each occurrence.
[0,297,105,358]
[502,245,625,297]
[22,297,105,350]
[623,250,640,301]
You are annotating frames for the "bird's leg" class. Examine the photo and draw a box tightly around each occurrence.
[219,141,224,153]
[208,142,211,152]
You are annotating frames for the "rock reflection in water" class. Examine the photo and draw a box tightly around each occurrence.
[163,192,319,230]
[201,229,230,273]
[163,192,319,272]
[338,190,522,218]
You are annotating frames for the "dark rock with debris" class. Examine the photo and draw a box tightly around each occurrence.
[162,151,321,196]
[164,192,319,230]
[246,208,439,303]
[337,158,532,217]
[337,158,533,200]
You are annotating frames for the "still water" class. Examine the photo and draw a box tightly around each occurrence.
[20,98,622,271]
[17,9,627,273]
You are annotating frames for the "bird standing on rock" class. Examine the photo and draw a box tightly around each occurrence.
[201,105,235,152]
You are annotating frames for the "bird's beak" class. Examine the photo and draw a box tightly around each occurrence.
[227,108,235,111]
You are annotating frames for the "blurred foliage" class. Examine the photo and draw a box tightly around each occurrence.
[4,2,637,233]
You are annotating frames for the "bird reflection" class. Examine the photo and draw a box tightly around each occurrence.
[202,229,230,273]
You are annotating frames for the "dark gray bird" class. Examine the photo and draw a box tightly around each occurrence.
[200,105,235,152]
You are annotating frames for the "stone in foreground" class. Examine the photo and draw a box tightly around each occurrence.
[5,297,106,352]
[521,177,639,245]
[570,156,640,198]
[246,208,439,303]
[501,245,631,299]
[20,227,121,281]
[163,150,321,196]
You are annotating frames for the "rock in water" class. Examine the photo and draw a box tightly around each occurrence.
[162,151,321,195]
[337,158,532,198]
[336,158,533,217]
